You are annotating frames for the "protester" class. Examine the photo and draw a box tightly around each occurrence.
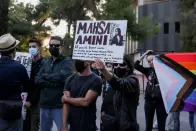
[135,50,167,131]
[61,60,102,131]
[23,39,45,131]
[0,33,29,130]
[94,54,140,131]
[35,36,72,131]
[189,112,196,131]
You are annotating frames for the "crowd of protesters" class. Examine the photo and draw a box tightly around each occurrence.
[0,33,195,131]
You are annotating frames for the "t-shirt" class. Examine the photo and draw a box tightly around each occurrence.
[64,73,102,131]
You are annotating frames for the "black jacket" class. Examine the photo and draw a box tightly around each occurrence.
[134,60,162,100]
[35,55,72,108]
[0,56,29,100]
[27,57,45,106]
[108,71,140,131]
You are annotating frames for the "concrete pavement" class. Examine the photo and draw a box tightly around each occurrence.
[52,94,191,131]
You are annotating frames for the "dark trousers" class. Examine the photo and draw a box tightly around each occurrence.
[100,122,118,131]
[145,98,167,131]
[23,106,40,131]
[23,109,31,131]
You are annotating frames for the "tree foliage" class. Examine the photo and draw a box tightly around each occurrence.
[100,0,159,41]
[8,0,51,52]
[180,0,196,51]
[0,0,10,35]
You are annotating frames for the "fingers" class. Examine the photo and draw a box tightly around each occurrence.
[94,59,105,70]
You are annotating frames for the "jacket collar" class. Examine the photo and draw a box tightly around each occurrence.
[0,56,13,60]
[48,55,64,62]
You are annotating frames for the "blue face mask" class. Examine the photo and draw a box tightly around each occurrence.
[29,48,38,57]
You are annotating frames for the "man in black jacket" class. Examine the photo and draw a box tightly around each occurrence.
[134,50,167,131]
[94,55,140,131]
[35,36,72,131]
[24,39,45,131]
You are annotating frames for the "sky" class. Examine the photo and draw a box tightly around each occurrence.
[16,0,68,38]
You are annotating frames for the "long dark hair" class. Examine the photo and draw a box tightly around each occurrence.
[116,28,121,35]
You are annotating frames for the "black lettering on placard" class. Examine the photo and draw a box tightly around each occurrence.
[103,35,108,45]
[83,36,92,44]
[27,57,31,67]
[93,22,99,34]
[96,35,103,45]
[75,45,78,48]
[104,23,110,34]
[77,22,87,34]
[87,23,93,34]
[92,36,96,45]
[75,21,112,45]
[16,56,21,63]
[76,35,82,44]
[98,21,105,34]
[22,56,28,66]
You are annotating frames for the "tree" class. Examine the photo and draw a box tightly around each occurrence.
[0,0,10,35]
[100,0,159,41]
[180,0,196,51]
[8,0,51,52]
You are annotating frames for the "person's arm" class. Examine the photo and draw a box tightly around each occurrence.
[61,91,70,131]
[62,90,99,107]
[135,50,153,75]
[94,59,139,94]
[108,75,139,94]
[62,76,102,107]
[44,60,72,83]
[35,63,52,88]
[93,59,113,82]
[139,50,153,62]
[134,60,149,75]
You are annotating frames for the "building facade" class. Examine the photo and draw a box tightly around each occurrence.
[138,0,182,52]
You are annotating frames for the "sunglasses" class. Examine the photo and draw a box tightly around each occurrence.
[113,61,127,67]
[49,44,61,48]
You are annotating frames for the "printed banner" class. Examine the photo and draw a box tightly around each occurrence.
[14,52,32,77]
[72,20,128,63]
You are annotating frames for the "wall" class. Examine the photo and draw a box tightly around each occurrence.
[138,0,183,52]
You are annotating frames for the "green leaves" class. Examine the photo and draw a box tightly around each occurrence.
[100,0,158,41]
[180,0,196,51]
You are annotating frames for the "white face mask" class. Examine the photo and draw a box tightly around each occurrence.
[29,48,38,57]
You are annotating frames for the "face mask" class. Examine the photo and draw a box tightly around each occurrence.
[75,60,86,73]
[49,47,59,57]
[29,48,38,57]
[107,67,113,73]
[114,68,127,78]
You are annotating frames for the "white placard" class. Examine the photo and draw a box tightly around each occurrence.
[14,52,32,77]
[72,20,128,63]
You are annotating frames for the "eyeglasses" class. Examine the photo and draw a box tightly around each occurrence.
[49,44,61,48]
[113,61,127,67]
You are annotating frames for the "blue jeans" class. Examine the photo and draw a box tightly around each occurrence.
[0,118,22,131]
[189,112,196,131]
[40,108,62,131]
